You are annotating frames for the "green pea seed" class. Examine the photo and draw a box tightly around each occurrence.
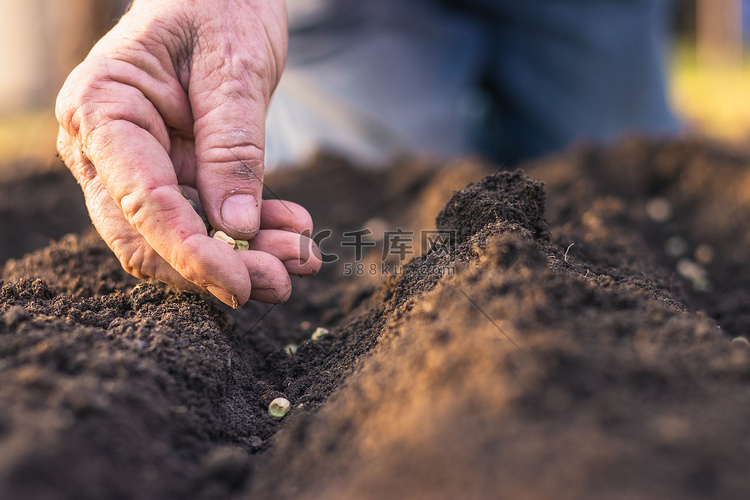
[268,397,291,421]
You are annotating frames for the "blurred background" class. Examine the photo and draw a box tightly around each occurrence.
[0,0,130,179]
[0,0,749,176]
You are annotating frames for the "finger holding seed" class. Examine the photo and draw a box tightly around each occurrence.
[260,200,314,236]
[54,0,308,309]
[236,250,293,304]
[246,230,322,276]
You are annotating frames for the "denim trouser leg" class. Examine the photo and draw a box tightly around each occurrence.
[462,0,679,159]
[265,0,678,168]
[265,0,488,168]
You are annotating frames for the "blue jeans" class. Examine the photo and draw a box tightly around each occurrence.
[266,0,678,168]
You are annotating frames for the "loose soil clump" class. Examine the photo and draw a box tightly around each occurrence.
[2,137,750,499]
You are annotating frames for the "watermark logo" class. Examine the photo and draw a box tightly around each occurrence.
[305,227,457,277]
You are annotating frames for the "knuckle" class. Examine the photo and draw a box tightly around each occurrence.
[200,136,264,163]
[56,133,77,168]
[79,111,113,151]
[110,237,148,279]
[56,60,110,137]
[57,61,160,150]
[119,184,177,232]
[55,98,76,134]
[200,143,266,183]
[165,232,210,284]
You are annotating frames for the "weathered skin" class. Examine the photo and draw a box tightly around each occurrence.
[56,0,321,307]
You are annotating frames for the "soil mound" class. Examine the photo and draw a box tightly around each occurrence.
[436,169,549,245]
[2,138,750,499]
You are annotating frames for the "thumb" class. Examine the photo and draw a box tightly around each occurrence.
[190,21,286,240]
[193,86,267,240]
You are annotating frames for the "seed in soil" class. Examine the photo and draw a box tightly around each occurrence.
[311,327,330,340]
[645,197,672,223]
[664,236,689,258]
[694,243,714,265]
[268,398,291,421]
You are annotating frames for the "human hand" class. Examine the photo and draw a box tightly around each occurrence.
[56,0,321,307]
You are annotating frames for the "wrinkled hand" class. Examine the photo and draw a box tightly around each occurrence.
[56,0,321,307]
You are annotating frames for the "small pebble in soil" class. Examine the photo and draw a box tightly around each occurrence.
[694,243,714,265]
[664,236,689,258]
[645,197,672,223]
[676,259,701,280]
[311,327,330,340]
[676,258,712,292]
[300,320,311,331]
[169,405,188,415]
[268,397,291,421]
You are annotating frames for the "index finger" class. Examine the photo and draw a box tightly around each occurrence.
[86,118,253,305]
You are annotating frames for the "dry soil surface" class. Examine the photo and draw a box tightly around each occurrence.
[1,137,750,500]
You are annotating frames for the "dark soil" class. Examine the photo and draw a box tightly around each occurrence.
[0,166,90,264]
[2,137,750,499]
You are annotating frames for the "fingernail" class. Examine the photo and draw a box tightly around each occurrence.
[283,260,318,276]
[221,194,259,235]
[271,289,292,304]
[206,285,239,309]
[303,262,317,275]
